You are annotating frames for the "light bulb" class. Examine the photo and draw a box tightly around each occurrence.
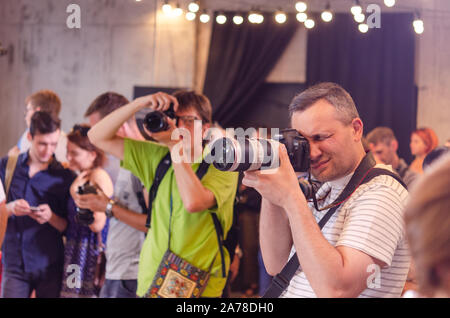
[384,0,395,7]
[173,6,183,17]
[216,14,227,24]
[351,5,362,16]
[275,12,287,24]
[321,10,333,22]
[296,12,307,23]
[233,15,244,25]
[354,13,365,23]
[200,12,210,23]
[256,13,264,24]
[359,23,369,33]
[162,3,172,15]
[188,2,199,13]
[295,1,307,13]
[186,12,196,21]
[304,19,315,29]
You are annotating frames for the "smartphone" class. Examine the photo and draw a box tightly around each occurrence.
[30,206,41,212]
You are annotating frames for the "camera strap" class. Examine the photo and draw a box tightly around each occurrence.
[262,152,407,298]
[145,152,228,278]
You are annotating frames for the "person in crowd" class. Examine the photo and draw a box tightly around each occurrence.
[409,127,439,174]
[88,90,238,298]
[71,92,147,298]
[8,90,67,163]
[243,82,410,297]
[404,154,450,298]
[0,112,75,298]
[366,127,417,187]
[60,124,113,298]
[445,139,450,148]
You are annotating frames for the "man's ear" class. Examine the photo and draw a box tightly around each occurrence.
[27,131,33,142]
[391,139,399,152]
[351,118,364,141]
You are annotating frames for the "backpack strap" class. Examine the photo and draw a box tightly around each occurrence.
[263,153,407,298]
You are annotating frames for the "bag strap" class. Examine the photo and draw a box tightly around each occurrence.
[145,152,172,228]
[263,153,407,298]
[195,160,228,278]
[5,155,19,198]
[1,155,19,249]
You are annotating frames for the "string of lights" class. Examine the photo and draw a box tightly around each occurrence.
[152,1,425,35]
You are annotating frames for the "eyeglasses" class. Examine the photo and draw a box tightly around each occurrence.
[71,124,90,136]
[175,115,201,127]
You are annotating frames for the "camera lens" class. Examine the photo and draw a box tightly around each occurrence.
[144,111,168,133]
[210,137,278,172]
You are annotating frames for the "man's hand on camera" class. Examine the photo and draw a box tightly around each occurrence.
[135,92,179,112]
[242,143,306,210]
[73,190,109,213]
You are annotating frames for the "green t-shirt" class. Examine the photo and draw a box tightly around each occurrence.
[121,138,238,297]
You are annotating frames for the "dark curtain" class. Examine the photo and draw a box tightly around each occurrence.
[203,12,298,127]
[307,13,417,162]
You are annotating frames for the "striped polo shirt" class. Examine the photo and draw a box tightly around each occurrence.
[281,164,411,298]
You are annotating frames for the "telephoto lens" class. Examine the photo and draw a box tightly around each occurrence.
[209,129,310,172]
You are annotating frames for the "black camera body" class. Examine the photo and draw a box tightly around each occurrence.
[210,128,310,172]
[76,183,97,226]
[143,103,176,133]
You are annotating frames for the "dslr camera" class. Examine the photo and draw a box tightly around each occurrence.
[76,182,97,226]
[143,103,176,133]
[209,128,310,173]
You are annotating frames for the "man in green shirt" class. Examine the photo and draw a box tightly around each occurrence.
[88,90,238,297]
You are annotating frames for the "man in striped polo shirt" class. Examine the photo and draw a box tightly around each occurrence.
[243,82,410,297]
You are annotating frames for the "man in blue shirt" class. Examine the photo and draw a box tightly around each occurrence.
[0,111,75,298]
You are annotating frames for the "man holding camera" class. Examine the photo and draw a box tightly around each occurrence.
[243,83,410,297]
[88,91,238,298]
[0,112,75,298]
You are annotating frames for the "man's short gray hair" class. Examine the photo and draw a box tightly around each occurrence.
[289,82,360,125]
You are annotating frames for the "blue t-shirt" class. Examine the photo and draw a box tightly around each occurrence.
[0,152,76,274]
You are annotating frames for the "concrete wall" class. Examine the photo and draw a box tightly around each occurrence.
[1,0,449,157]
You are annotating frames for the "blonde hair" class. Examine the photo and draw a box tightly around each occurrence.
[404,154,450,296]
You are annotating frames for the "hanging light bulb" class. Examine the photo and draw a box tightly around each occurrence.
[188,1,200,13]
[275,10,287,24]
[173,3,183,17]
[384,0,396,7]
[256,12,264,24]
[296,12,307,23]
[216,13,227,24]
[249,10,263,24]
[295,1,307,13]
[358,23,369,33]
[199,10,210,23]
[233,14,244,25]
[186,11,196,21]
[248,11,258,24]
[162,1,172,15]
[351,0,362,16]
[304,19,315,29]
[321,3,333,23]
[413,16,424,34]
[354,12,365,23]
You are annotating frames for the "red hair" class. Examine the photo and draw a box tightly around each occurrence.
[412,127,439,154]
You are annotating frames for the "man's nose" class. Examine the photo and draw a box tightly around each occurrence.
[309,142,322,160]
